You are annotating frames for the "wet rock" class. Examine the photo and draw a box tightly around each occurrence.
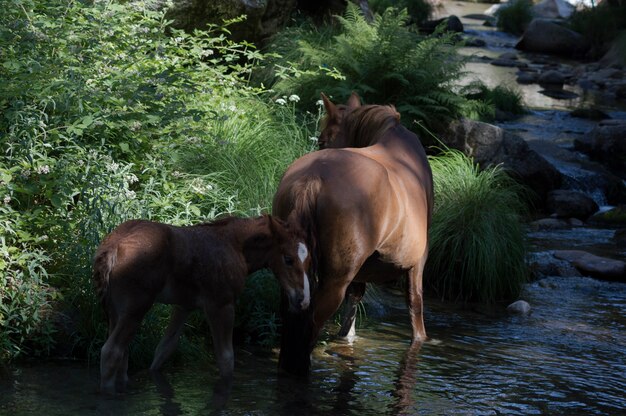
[588,119,626,178]
[529,217,570,230]
[464,37,487,47]
[532,0,575,19]
[515,18,590,58]
[590,205,626,226]
[507,300,531,315]
[613,228,626,247]
[538,89,579,99]
[553,250,626,281]
[570,108,610,120]
[491,58,521,68]
[517,71,538,84]
[441,119,562,205]
[529,252,582,279]
[420,15,464,34]
[546,189,599,220]
[538,70,566,86]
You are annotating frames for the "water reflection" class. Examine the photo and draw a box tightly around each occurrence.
[1,277,625,415]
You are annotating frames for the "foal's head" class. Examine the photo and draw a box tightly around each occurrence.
[252,215,311,312]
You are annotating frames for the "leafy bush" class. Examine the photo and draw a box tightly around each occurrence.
[426,150,529,304]
[267,5,480,133]
[1,0,316,361]
[496,0,533,35]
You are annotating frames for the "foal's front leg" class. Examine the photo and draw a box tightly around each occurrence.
[204,302,235,380]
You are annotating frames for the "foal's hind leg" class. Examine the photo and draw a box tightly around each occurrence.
[337,282,366,338]
[150,306,192,371]
[406,262,427,343]
[100,315,144,394]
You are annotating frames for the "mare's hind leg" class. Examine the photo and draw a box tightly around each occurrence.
[150,306,192,371]
[337,282,366,338]
[406,262,427,343]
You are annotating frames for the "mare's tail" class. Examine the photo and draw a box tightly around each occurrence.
[92,243,118,309]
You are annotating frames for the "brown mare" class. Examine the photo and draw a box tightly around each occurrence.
[93,215,311,394]
[272,93,433,375]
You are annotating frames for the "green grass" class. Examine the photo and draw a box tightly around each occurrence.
[426,150,529,303]
[463,82,526,121]
[496,0,534,35]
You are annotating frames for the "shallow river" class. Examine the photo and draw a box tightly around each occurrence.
[2,278,625,415]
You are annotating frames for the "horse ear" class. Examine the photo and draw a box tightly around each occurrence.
[346,92,361,110]
[321,93,337,118]
[266,214,286,241]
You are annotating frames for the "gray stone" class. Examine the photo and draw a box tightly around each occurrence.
[515,18,590,57]
[507,300,531,315]
[441,119,562,205]
[538,70,566,85]
[546,190,599,220]
[553,250,626,281]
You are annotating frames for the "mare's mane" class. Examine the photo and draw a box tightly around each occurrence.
[342,104,400,147]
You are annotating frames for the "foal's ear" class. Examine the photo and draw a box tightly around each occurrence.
[266,214,287,241]
[346,92,361,110]
[321,93,337,118]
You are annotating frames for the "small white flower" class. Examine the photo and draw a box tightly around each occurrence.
[106,162,120,172]
[309,137,319,142]
[37,165,50,175]
[126,173,139,184]
[40,235,49,241]
[316,99,324,107]
[172,170,182,178]
[228,105,237,112]
[124,189,136,199]
[288,94,300,103]
[3,195,11,204]
[275,98,287,106]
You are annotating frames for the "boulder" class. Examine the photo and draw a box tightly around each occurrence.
[515,18,590,57]
[420,15,464,34]
[507,300,531,315]
[441,119,562,205]
[546,189,599,220]
[590,205,626,226]
[532,0,575,19]
[553,250,626,281]
[538,69,566,86]
[588,120,626,177]
[164,0,297,44]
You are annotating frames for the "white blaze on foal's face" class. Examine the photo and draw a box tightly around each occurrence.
[298,242,310,309]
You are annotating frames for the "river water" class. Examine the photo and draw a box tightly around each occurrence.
[1,278,625,415]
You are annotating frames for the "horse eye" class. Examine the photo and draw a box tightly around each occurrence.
[283,255,294,266]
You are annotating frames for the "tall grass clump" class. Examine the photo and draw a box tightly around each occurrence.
[1,0,317,362]
[267,5,484,132]
[496,0,533,35]
[426,150,529,304]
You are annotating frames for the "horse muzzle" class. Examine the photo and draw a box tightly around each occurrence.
[288,289,310,312]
